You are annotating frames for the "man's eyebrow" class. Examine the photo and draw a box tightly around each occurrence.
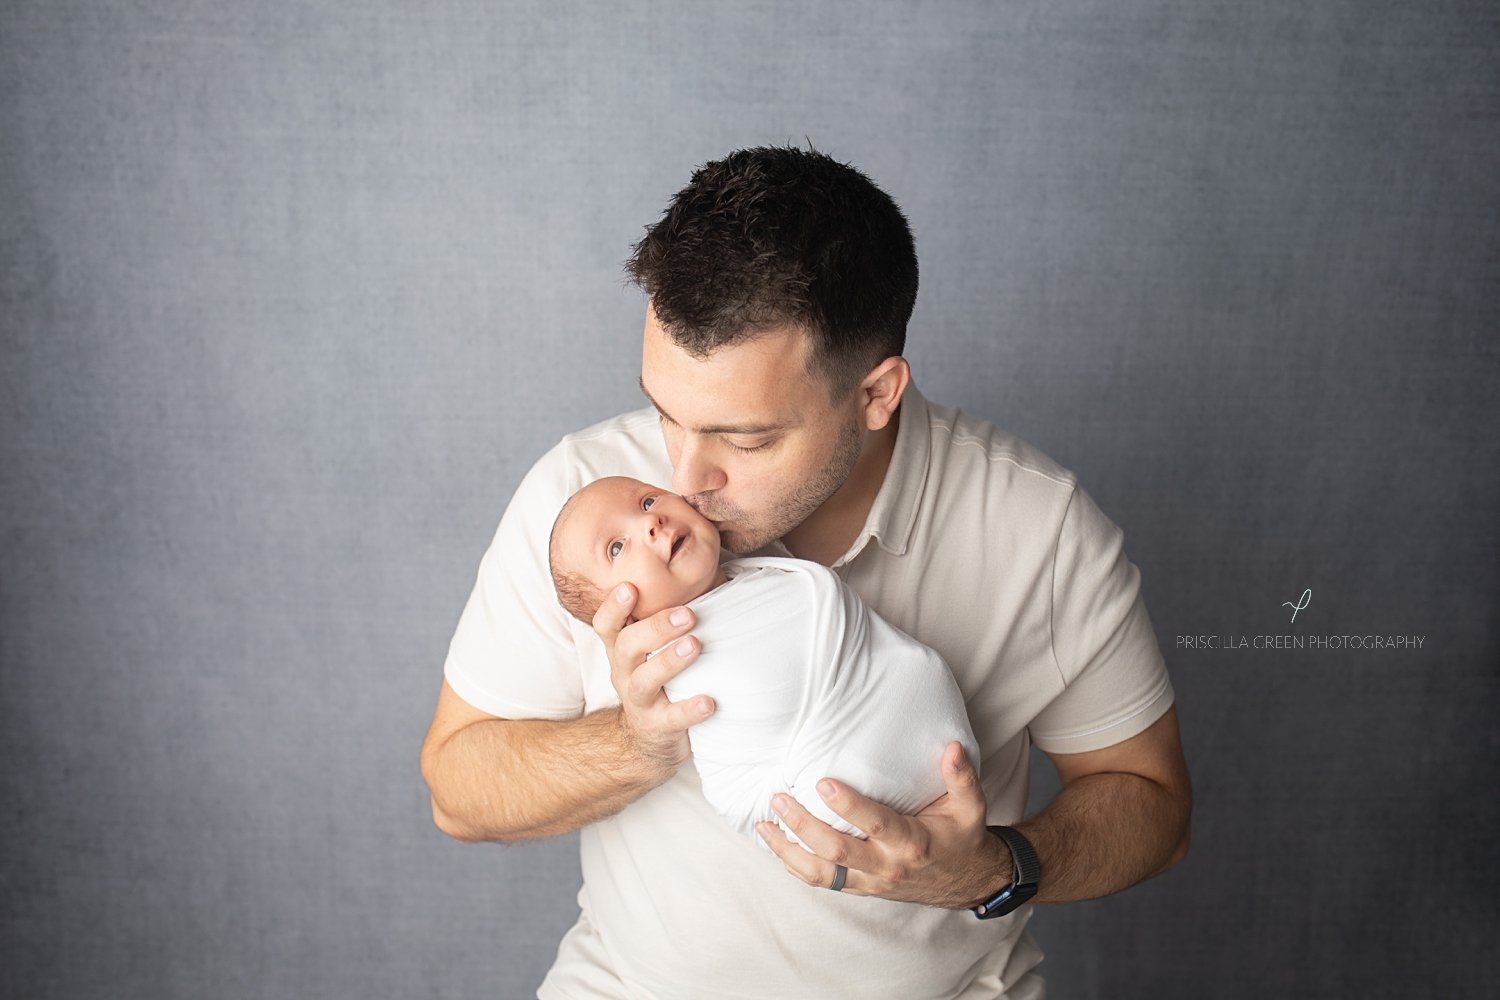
[638,376,794,435]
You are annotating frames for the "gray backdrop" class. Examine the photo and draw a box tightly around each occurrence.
[3,1,1497,997]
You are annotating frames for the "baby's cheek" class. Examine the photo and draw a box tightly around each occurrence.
[631,577,681,621]
[653,574,706,616]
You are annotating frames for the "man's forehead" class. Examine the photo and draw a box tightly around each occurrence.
[640,313,819,432]
[636,375,798,434]
[636,337,816,432]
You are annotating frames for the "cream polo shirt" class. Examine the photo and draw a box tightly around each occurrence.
[443,384,1174,1000]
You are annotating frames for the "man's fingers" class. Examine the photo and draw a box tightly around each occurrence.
[755,820,864,895]
[804,779,905,849]
[591,582,638,642]
[759,750,993,904]
[770,790,877,872]
[591,588,706,769]
[625,633,702,705]
[660,692,715,729]
[596,592,699,700]
[612,605,698,669]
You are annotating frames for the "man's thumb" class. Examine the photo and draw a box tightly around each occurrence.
[944,742,985,817]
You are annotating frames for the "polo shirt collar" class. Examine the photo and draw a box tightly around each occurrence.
[829,381,932,567]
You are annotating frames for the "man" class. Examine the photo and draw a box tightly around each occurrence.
[420,146,1191,999]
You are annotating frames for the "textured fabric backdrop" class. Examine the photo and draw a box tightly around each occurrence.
[3,1,1496,997]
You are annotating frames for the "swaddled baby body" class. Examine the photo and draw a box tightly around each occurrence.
[548,476,979,845]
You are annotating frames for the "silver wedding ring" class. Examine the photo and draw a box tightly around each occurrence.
[829,864,848,892]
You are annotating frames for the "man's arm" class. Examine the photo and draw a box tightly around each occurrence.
[756,705,1190,907]
[1020,703,1191,902]
[421,681,660,842]
[419,584,716,843]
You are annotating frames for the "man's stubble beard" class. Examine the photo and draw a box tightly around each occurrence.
[697,412,865,556]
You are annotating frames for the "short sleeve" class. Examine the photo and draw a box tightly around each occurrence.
[1028,486,1174,755]
[442,441,585,720]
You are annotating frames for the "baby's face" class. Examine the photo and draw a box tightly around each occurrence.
[560,477,724,620]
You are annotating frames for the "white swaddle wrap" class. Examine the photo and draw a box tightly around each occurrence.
[662,556,980,845]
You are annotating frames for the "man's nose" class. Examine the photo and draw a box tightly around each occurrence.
[671,437,726,497]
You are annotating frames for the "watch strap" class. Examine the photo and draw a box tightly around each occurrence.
[973,825,1040,919]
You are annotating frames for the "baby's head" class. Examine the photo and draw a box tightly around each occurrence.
[549,476,728,624]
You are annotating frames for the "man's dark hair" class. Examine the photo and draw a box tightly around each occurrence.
[625,145,918,399]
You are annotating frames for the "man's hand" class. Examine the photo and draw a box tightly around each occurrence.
[420,582,720,845]
[754,742,1007,908]
[756,708,1192,906]
[593,582,716,779]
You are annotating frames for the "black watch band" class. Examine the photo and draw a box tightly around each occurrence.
[973,825,1040,919]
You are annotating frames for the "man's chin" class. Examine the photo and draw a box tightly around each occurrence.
[718,527,774,557]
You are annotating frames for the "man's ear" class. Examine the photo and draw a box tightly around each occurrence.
[859,357,911,432]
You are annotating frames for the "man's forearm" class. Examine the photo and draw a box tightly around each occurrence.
[422,706,678,843]
[1014,771,1191,904]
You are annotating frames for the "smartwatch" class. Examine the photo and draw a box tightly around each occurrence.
[973,825,1040,919]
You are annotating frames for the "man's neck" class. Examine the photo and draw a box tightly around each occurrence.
[780,408,901,567]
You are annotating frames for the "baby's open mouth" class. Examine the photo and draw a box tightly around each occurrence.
[670,534,686,560]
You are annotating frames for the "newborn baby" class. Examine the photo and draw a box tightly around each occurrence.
[548,476,980,845]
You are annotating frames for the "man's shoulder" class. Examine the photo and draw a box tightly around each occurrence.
[558,404,660,447]
[551,404,662,463]
[918,395,1079,503]
[526,404,673,491]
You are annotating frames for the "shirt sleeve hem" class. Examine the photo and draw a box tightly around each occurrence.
[1029,676,1175,756]
[443,662,584,722]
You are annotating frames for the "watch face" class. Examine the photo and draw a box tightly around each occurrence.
[975,889,1011,918]
[975,881,1036,919]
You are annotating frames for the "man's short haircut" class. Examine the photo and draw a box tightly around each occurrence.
[549,492,605,625]
[625,144,918,400]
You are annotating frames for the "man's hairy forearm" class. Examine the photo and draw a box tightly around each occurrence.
[1016,771,1191,904]
[423,707,678,843]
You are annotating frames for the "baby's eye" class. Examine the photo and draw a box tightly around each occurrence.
[608,540,624,560]
[642,495,657,511]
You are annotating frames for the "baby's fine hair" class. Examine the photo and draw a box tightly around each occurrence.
[548,491,605,625]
